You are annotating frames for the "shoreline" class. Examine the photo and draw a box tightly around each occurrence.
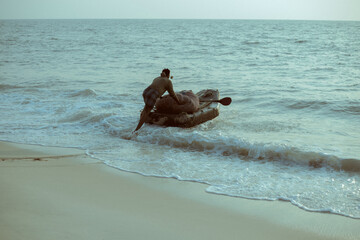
[1,140,359,240]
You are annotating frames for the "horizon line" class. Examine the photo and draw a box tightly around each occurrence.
[0,17,359,22]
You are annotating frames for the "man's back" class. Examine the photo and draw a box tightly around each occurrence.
[150,76,174,97]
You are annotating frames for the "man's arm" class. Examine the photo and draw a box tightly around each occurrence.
[167,80,181,105]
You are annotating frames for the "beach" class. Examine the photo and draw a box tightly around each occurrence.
[1,19,360,218]
[1,141,359,240]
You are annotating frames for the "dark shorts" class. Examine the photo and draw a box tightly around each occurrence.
[143,86,160,108]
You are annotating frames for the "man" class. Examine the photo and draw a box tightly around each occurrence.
[134,69,181,132]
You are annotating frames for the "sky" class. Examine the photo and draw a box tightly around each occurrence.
[0,0,359,21]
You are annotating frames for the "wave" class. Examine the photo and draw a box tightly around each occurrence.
[58,110,93,123]
[58,109,114,124]
[0,84,23,91]
[285,99,329,110]
[308,67,335,72]
[332,102,360,115]
[242,40,261,45]
[113,128,360,173]
[282,98,360,116]
[68,89,97,98]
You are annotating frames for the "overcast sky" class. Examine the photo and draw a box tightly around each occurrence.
[0,0,359,21]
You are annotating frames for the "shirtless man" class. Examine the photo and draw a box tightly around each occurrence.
[134,69,181,132]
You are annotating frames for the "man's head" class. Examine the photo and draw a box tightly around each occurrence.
[161,68,170,78]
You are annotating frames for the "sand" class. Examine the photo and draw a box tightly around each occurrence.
[1,141,359,240]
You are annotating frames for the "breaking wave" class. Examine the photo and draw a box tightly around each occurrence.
[108,126,360,173]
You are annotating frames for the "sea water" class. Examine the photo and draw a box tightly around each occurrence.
[1,19,359,218]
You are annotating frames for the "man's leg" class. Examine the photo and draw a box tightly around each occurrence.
[134,105,152,132]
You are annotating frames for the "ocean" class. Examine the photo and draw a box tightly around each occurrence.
[0,19,359,218]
